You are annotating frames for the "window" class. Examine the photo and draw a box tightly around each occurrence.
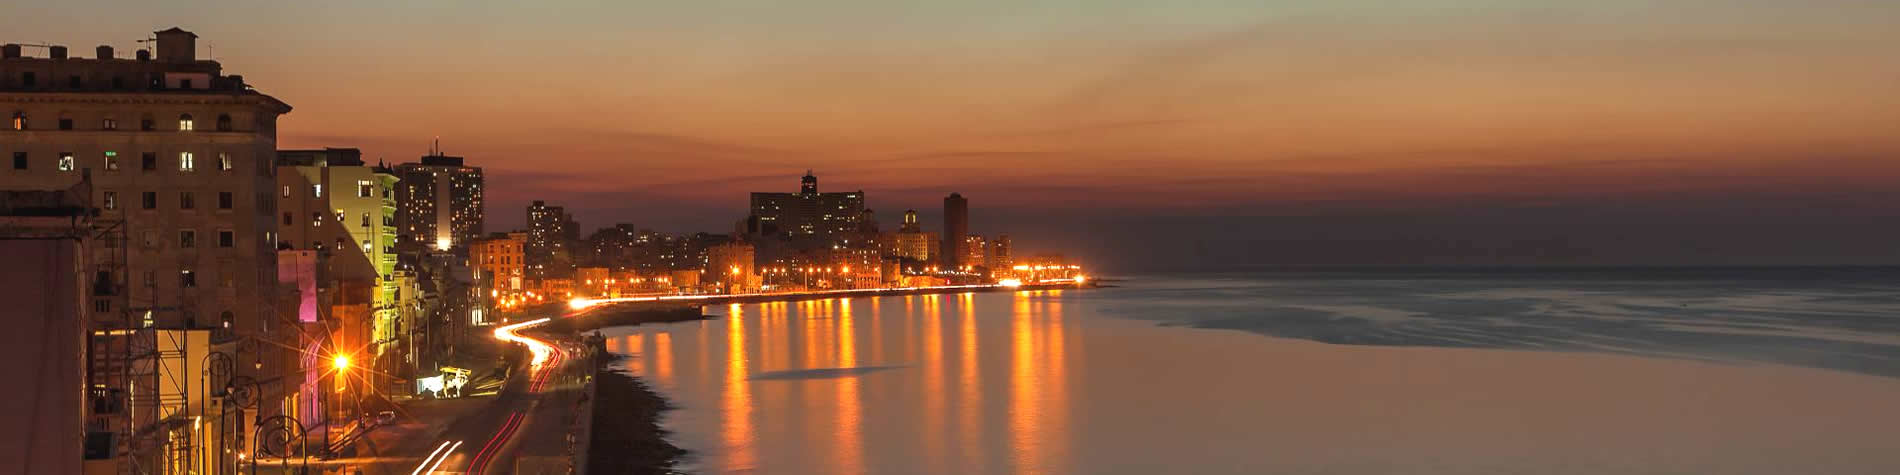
[19,73,33,88]
[9,112,23,130]
[178,152,194,171]
[140,116,154,131]
[102,118,116,130]
[180,79,193,89]
[111,76,123,89]
[94,299,111,314]
[217,191,232,210]
[68,75,80,88]
[218,153,232,171]
[103,191,117,210]
[58,153,75,171]
[142,270,154,287]
[179,230,196,249]
[358,180,374,198]
[141,152,156,171]
[180,270,196,288]
[140,231,157,249]
[178,114,194,131]
[10,152,22,169]
[218,230,234,248]
[216,114,232,132]
[179,192,195,210]
[312,212,322,227]
[361,212,370,227]
[282,212,292,226]
[313,184,322,198]
[282,185,290,198]
[220,311,234,328]
[104,151,118,171]
[141,191,156,209]
[58,117,73,130]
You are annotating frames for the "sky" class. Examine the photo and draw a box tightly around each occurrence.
[8,1,1900,270]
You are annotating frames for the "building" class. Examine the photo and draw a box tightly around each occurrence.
[1,27,295,474]
[749,171,865,247]
[469,232,526,293]
[705,240,757,293]
[0,185,91,475]
[394,150,483,251]
[584,223,644,269]
[942,192,968,268]
[961,234,987,271]
[525,200,578,278]
[889,209,934,263]
[987,234,1012,274]
[277,148,415,377]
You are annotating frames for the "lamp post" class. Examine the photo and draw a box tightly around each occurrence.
[326,353,350,458]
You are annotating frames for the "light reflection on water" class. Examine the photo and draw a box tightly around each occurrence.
[605,280,1900,475]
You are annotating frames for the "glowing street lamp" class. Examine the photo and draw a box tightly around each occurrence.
[332,354,351,371]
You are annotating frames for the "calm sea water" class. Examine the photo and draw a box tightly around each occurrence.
[600,269,1900,474]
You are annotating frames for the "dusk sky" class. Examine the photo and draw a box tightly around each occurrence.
[11,1,1899,269]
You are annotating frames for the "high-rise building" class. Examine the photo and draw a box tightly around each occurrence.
[1,27,295,473]
[942,193,968,268]
[749,171,865,246]
[525,200,577,277]
[394,152,483,251]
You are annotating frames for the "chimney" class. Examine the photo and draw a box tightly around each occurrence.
[1,44,19,59]
[49,45,67,60]
[96,45,113,59]
[135,49,150,61]
[153,27,198,63]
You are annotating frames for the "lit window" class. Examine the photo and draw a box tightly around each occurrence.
[102,118,116,130]
[103,191,117,210]
[178,152,194,171]
[58,152,75,171]
[180,270,196,288]
[104,151,118,171]
[9,111,25,130]
[219,153,232,171]
[178,114,194,131]
[313,184,322,198]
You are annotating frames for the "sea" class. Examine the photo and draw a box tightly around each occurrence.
[599,268,1900,474]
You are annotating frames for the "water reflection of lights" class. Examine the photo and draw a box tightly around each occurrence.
[568,280,1087,311]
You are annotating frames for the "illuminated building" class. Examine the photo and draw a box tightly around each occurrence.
[942,192,968,268]
[987,234,1012,274]
[749,171,865,247]
[890,209,934,262]
[469,232,525,293]
[1,28,294,473]
[525,200,578,278]
[394,148,483,252]
[962,234,987,271]
[585,223,644,269]
[706,240,758,293]
[277,148,405,357]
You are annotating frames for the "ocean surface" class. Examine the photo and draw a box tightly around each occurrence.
[599,269,1900,474]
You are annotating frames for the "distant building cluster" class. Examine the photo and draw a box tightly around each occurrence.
[0,27,1081,474]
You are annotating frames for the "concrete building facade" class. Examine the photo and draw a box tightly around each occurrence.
[394,154,482,251]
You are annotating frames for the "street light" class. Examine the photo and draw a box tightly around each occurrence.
[332,354,350,371]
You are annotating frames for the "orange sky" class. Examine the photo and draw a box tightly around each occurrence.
[8,1,1899,266]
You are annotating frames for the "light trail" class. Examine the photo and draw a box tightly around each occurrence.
[410,441,453,475]
[467,412,525,475]
[567,279,1090,311]
[422,440,462,475]
[494,318,554,367]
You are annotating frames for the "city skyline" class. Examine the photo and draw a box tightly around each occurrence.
[6,1,1898,269]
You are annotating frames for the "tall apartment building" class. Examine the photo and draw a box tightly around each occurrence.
[749,171,865,247]
[394,152,482,251]
[1,27,294,473]
[942,192,968,268]
[526,200,578,277]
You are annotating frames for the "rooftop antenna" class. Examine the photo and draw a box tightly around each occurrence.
[431,137,441,156]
